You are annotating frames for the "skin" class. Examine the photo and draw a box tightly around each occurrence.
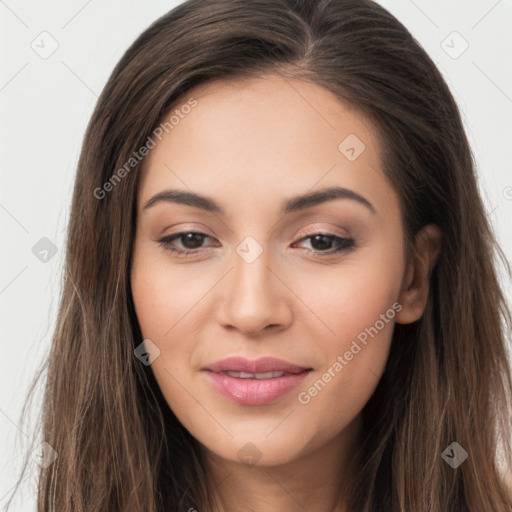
[130,74,442,512]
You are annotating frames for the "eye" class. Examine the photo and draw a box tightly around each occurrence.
[293,231,355,255]
[158,230,355,257]
[158,232,218,256]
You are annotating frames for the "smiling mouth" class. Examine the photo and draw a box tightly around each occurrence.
[216,370,303,379]
[204,370,312,406]
[202,355,311,374]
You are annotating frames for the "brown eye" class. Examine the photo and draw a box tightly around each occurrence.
[294,233,355,254]
[158,232,217,255]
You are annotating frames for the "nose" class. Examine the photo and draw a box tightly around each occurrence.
[217,245,293,337]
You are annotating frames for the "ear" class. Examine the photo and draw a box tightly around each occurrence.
[395,224,442,325]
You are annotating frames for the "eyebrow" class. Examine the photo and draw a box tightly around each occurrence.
[144,186,377,216]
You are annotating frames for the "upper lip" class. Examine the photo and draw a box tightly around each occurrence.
[202,357,311,374]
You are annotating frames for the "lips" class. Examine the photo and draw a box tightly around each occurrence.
[202,357,312,406]
[202,356,310,374]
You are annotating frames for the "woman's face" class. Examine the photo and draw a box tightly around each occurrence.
[131,74,409,467]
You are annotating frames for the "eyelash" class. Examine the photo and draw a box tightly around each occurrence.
[157,230,355,257]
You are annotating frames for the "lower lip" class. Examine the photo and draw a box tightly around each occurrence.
[204,370,311,405]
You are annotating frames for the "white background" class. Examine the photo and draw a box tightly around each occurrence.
[1,0,511,509]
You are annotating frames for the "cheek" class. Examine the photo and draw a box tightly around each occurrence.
[130,253,203,425]
[295,293,398,434]
[293,245,403,415]
[130,247,220,385]
[295,241,403,346]
[131,250,211,340]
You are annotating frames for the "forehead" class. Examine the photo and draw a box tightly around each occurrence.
[138,74,398,220]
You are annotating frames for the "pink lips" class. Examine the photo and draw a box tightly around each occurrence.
[202,356,312,406]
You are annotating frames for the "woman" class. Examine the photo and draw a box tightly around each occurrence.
[8,0,512,510]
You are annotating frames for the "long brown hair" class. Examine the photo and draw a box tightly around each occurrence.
[6,0,512,510]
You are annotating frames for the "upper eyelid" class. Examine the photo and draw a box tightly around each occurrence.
[296,226,350,239]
